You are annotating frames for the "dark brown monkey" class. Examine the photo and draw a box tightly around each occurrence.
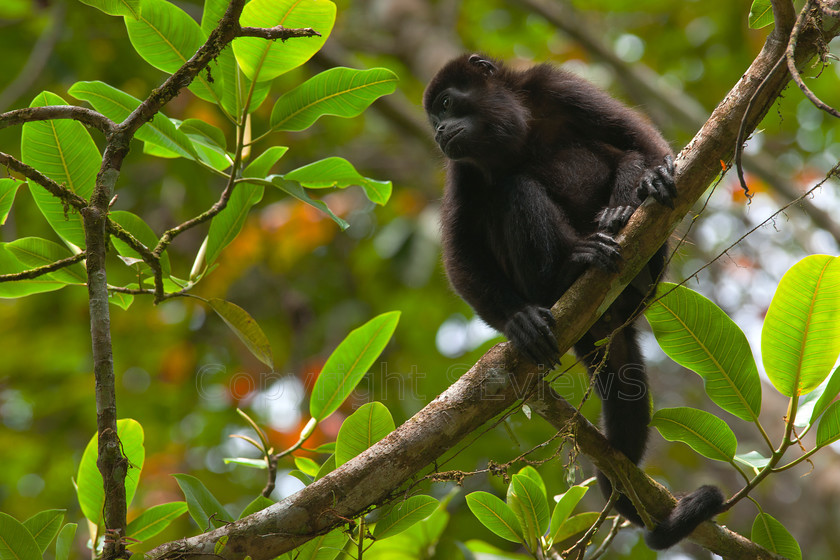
[424,54,723,550]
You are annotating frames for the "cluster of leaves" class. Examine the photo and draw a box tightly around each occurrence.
[0,0,397,330]
[465,468,598,558]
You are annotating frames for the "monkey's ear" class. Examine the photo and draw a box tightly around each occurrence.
[468,54,496,75]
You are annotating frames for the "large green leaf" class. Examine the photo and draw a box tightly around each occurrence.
[309,311,400,421]
[208,298,274,370]
[335,402,395,466]
[507,474,549,552]
[646,282,761,421]
[110,210,172,276]
[22,510,64,553]
[78,0,140,18]
[751,513,801,560]
[270,67,398,132]
[69,81,197,160]
[291,528,347,560]
[651,407,737,462]
[816,401,840,448]
[245,146,289,178]
[6,237,86,284]
[549,484,589,542]
[465,492,523,544]
[810,364,840,426]
[550,512,600,544]
[268,178,348,230]
[173,474,234,530]
[283,157,392,206]
[0,245,65,298]
[0,512,41,560]
[76,419,145,527]
[20,91,99,248]
[124,0,222,104]
[372,495,438,540]
[232,0,335,82]
[55,523,77,560]
[0,179,21,225]
[126,502,188,542]
[762,255,840,397]
[748,0,774,29]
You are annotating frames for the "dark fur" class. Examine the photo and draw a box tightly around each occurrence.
[424,54,723,550]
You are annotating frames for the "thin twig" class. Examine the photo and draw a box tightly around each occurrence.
[0,151,88,209]
[0,105,117,135]
[238,26,321,40]
[0,251,86,283]
[786,0,840,118]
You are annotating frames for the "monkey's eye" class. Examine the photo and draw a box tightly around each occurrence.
[441,95,450,112]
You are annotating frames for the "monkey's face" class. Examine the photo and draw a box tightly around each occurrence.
[425,85,529,165]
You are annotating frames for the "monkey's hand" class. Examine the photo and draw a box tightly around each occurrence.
[596,205,635,233]
[571,232,621,273]
[637,154,677,208]
[504,306,559,367]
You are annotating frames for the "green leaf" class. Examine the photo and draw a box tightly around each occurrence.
[232,0,335,82]
[124,0,222,105]
[270,67,398,132]
[126,502,188,542]
[0,512,41,560]
[465,492,523,544]
[108,290,135,310]
[816,401,840,448]
[0,245,65,298]
[550,512,600,544]
[507,474,549,551]
[549,484,589,541]
[373,495,439,540]
[748,0,774,29]
[208,298,274,370]
[268,178,348,230]
[21,91,99,248]
[69,81,198,160]
[109,210,171,276]
[646,282,761,421]
[810,364,840,425]
[335,402,395,466]
[55,523,77,560]
[283,157,392,206]
[734,450,771,473]
[292,528,347,560]
[205,182,264,267]
[762,255,840,397]
[751,513,801,560]
[178,118,226,149]
[314,453,335,481]
[651,407,737,462]
[0,179,21,225]
[294,456,321,477]
[6,238,86,284]
[173,473,234,530]
[515,466,546,498]
[76,419,145,526]
[309,311,400,420]
[77,0,140,19]
[239,496,274,519]
[22,509,65,553]
[244,146,289,178]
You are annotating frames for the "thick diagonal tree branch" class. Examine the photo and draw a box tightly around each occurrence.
[145,5,833,560]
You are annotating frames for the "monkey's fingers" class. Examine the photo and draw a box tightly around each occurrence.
[637,173,676,209]
[572,233,622,272]
[505,306,559,367]
[654,164,678,201]
[663,154,676,176]
[596,205,636,233]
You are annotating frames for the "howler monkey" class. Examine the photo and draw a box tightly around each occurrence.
[424,54,724,550]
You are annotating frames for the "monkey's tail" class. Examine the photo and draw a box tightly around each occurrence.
[595,359,725,550]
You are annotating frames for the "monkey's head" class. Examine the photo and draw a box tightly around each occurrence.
[423,54,530,164]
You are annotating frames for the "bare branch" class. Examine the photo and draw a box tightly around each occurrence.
[786,0,840,118]
[237,25,321,40]
[105,220,166,302]
[0,105,117,135]
[0,151,88,210]
[0,251,86,283]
